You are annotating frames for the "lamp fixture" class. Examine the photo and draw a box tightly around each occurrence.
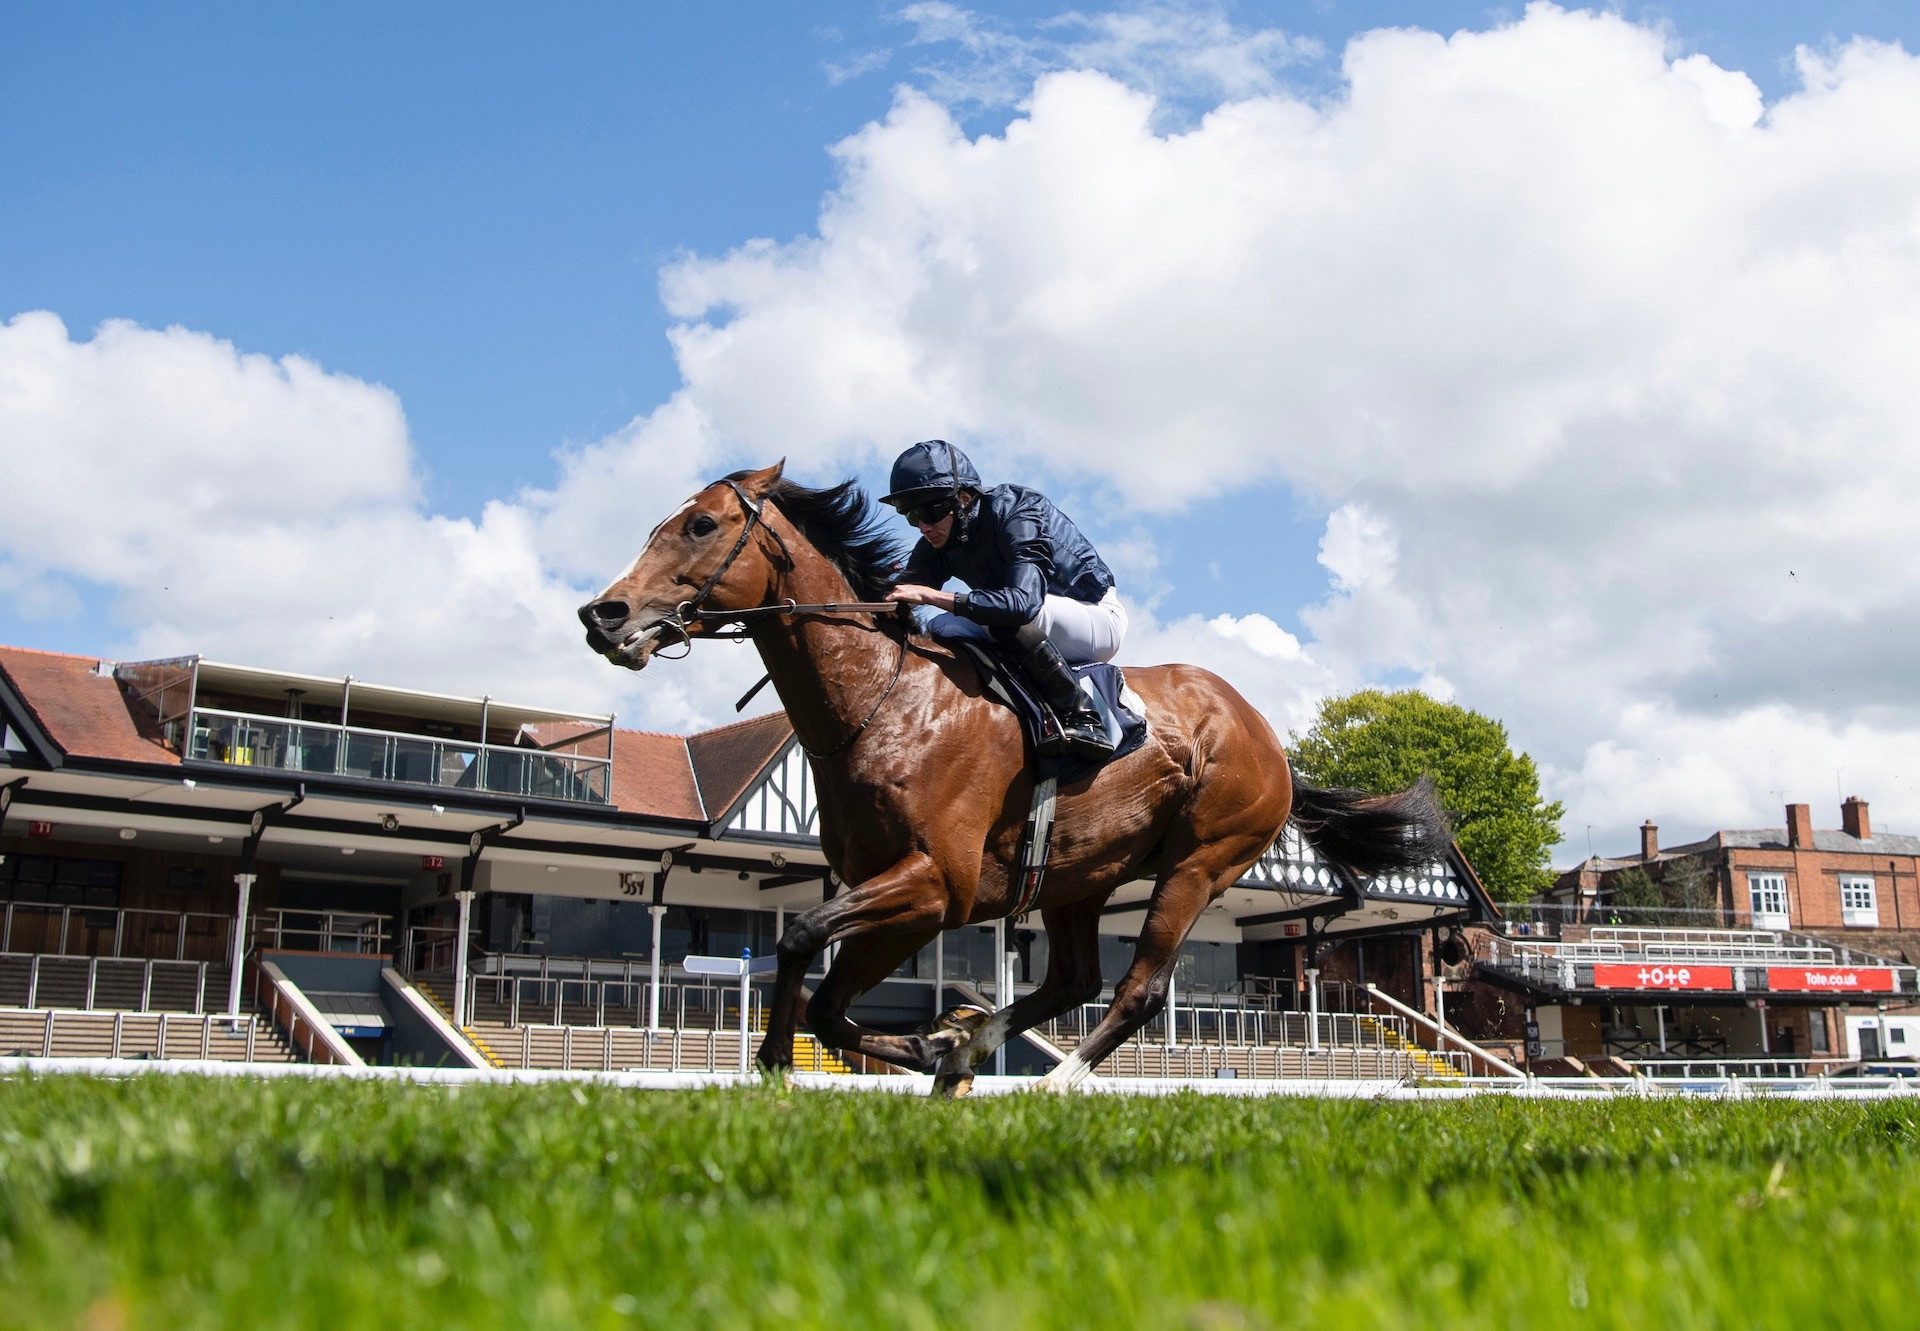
[380,814,400,832]
[118,828,137,840]
[341,847,356,856]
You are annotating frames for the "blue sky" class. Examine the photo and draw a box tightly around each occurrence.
[6,2,1920,851]
[11,1,1911,518]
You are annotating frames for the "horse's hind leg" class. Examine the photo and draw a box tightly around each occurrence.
[934,899,1105,1096]
[1035,840,1271,1095]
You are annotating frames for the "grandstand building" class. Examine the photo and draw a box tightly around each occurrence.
[1469,805,1920,1071]
[0,643,1497,1079]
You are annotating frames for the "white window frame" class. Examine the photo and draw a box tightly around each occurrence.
[1839,874,1878,928]
[1747,871,1790,930]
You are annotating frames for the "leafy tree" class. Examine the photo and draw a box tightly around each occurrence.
[1606,858,1722,928]
[1289,690,1564,905]
[1610,868,1664,925]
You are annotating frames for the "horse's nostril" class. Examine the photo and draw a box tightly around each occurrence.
[581,600,629,632]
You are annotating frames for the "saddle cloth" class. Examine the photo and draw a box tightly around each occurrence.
[924,612,1149,783]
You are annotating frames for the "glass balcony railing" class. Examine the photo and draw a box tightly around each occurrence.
[185,707,611,804]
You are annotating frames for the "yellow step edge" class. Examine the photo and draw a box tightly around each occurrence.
[415,980,507,1068]
[1359,1015,1464,1080]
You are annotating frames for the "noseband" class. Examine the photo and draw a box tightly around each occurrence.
[648,480,908,757]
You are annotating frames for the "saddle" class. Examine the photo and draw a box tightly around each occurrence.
[923,612,1148,783]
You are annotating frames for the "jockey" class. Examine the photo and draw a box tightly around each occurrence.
[881,440,1126,759]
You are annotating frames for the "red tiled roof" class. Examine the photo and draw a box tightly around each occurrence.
[686,712,795,821]
[1,645,795,828]
[607,728,707,824]
[0,646,176,766]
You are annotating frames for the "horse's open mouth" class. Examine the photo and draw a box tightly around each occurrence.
[610,622,667,670]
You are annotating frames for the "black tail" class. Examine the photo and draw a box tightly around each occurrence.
[1288,776,1451,881]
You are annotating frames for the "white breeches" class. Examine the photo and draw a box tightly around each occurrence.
[1036,587,1127,664]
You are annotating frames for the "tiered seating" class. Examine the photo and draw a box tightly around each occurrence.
[1040,1001,1466,1080]
[0,953,224,1012]
[0,1007,297,1062]
[0,945,305,1065]
[412,972,859,1074]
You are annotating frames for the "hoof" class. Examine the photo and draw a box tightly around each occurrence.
[933,1070,976,1099]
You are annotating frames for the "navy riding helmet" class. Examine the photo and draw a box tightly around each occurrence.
[882,440,983,512]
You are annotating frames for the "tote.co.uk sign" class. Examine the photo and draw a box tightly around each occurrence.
[1766,967,1898,994]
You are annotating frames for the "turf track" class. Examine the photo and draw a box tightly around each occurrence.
[2,1075,1917,1328]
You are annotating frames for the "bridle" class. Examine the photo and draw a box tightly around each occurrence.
[644,480,909,758]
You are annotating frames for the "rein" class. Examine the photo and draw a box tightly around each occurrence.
[659,480,911,756]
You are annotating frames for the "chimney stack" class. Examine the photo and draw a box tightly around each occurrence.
[1786,802,1813,849]
[1842,796,1871,842]
[1640,820,1659,860]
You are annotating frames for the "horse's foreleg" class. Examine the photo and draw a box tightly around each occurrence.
[804,927,946,1072]
[755,852,944,1073]
[935,900,1105,1094]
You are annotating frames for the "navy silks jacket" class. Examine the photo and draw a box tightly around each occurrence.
[893,484,1114,628]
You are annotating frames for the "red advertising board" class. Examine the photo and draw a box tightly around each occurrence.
[1592,963,1734,991]
[1766,966,1898,994]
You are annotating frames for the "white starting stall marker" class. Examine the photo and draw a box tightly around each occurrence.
[682,952,780,1074]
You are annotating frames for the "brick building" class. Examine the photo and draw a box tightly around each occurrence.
[1547,798,1920,963]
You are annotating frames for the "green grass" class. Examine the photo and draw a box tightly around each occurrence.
[2,1077,1918,1329]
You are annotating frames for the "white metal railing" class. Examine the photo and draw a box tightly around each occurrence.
[1631,1058,1839,1080]
[464,970,765,1034]
[1,901,239,962]
[0,903,392,968]
[255,908,391,956]
[3,952,211,1014]
[1039,1000,1412,1052]
[13,1007,261,1062]
[186,706,611,804]
[1091,1042,1470,1080]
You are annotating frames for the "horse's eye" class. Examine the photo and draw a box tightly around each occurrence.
[688,514,718,538]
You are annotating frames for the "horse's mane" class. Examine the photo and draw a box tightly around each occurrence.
[728,471,907,602]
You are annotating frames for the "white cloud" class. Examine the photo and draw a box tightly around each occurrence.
[0,312,766,730]
[647,4,1920,852]
[1118,607,1336,738]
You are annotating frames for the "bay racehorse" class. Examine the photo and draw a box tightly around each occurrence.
[579,462,1448,1094]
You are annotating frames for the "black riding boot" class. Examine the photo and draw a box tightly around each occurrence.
[1018,635,1115,760]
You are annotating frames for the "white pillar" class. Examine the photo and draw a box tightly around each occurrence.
[1165,959,1178,1048]
[1757,1005,1770,1055]
[738,958,752,1075]
[933,931,945,1018]
[226,873,256,1019]
[1877,1003,1891,1063]
[993,918,1007,1076]
[452,890,474,1028]
[1656,1005,1668,1053]
[1306,967,1321,1051]
[648,904,667,1032]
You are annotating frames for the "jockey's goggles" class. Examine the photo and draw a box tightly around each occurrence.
[902,498,957,528]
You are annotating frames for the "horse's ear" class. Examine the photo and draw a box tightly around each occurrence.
[739,459,785,501]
